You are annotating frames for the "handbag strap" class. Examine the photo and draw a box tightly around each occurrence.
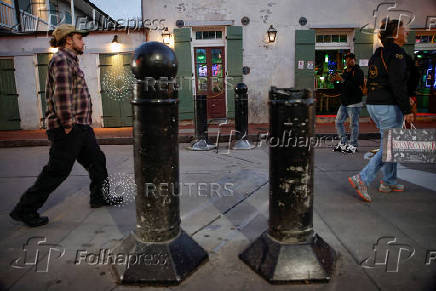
[402,120,416,129]
[380,49,388,72]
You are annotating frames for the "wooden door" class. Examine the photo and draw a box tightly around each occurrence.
[194,47,226,118]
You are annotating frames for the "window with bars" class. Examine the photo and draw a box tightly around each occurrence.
[316,34,347,43]
[195,31,223,40]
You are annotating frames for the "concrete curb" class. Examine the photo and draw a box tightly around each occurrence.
[0,133,381,148]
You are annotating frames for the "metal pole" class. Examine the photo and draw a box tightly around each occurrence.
[70,0,75,26]
[13,0,22,32]
[239,87,336,283]
[187,94,216,151]
[232,83,254,150]
[112,42,208,285]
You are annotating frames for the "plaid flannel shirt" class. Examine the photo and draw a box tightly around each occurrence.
[45,48,92,129]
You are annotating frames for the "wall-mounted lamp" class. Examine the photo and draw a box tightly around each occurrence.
[267,25,278,43]
[49,47,58,53]
[111,35,121,52]
[161,27,171,45]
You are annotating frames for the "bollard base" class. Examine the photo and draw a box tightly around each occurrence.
[186,139,216,151]
[239,231,335,283]
[112,230,208,285]
[232,139,255,150]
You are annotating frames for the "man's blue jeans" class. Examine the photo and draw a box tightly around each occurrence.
[335,105,362,147]
[359,105,403,186]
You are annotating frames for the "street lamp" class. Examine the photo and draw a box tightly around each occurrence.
[267,25,278,43]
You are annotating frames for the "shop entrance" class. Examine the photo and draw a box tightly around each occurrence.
[314,49,350,114]
[194,47,226,119]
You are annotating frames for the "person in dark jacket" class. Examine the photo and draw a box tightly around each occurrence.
[332,53,364,153]
[348,19,414,202]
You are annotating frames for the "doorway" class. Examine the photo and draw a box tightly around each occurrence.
[194,47,226,119]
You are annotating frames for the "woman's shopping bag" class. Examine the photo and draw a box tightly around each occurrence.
[383,123,436,164]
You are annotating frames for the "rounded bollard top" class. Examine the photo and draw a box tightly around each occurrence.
[131,41,178,80]
[235,83,248,94]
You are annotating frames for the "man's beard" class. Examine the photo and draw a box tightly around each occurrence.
[73,46,84,55]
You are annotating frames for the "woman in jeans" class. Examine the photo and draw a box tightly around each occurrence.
[348,19,415,202]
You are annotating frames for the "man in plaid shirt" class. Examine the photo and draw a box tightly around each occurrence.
[10,25,121,227]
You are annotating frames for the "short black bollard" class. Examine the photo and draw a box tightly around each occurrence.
[187,94,216,151]
[232,83,254,150]
[239,87,336,283]
[112,42,208,285]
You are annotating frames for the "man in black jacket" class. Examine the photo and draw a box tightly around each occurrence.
[332,53,364,153]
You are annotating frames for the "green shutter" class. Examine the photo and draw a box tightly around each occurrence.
[353,28,374,76]
[37,53,51,128]
[0,58,20,130]
[174,28,193,120]
[294,30,315,89]
[120,54,133,126]
[99,54,134,127]
[226,26,243,118]
[403,30,416,56]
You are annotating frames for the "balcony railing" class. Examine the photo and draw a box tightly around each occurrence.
[0,0,49,32]
[0,1,15,29]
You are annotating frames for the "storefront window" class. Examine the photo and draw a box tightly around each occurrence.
[314,49,350,89]
[416,35,436,44]
[414,50,436,113]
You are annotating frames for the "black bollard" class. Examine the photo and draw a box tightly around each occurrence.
[187,94,216,151]
[239,87,336,283]
[112,41,208,285]
[232,83,254,150]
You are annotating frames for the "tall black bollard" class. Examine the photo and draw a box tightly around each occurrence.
[187,94,216,151]
[232,83,254,150]
[239,87,336,283]
[112,42,208,285]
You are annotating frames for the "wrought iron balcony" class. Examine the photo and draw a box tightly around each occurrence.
[0,0,49,33]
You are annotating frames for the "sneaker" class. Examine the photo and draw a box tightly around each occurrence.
[10,208,49,227]
[333,143,347,152]
[379,180,405,193]
[348,174,372,202]
[344,144,358,154]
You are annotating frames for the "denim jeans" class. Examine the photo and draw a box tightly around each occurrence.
[335,105,362,147]
[359,105,403,186]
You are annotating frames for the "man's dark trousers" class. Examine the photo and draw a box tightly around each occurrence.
[15,124,108,212]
